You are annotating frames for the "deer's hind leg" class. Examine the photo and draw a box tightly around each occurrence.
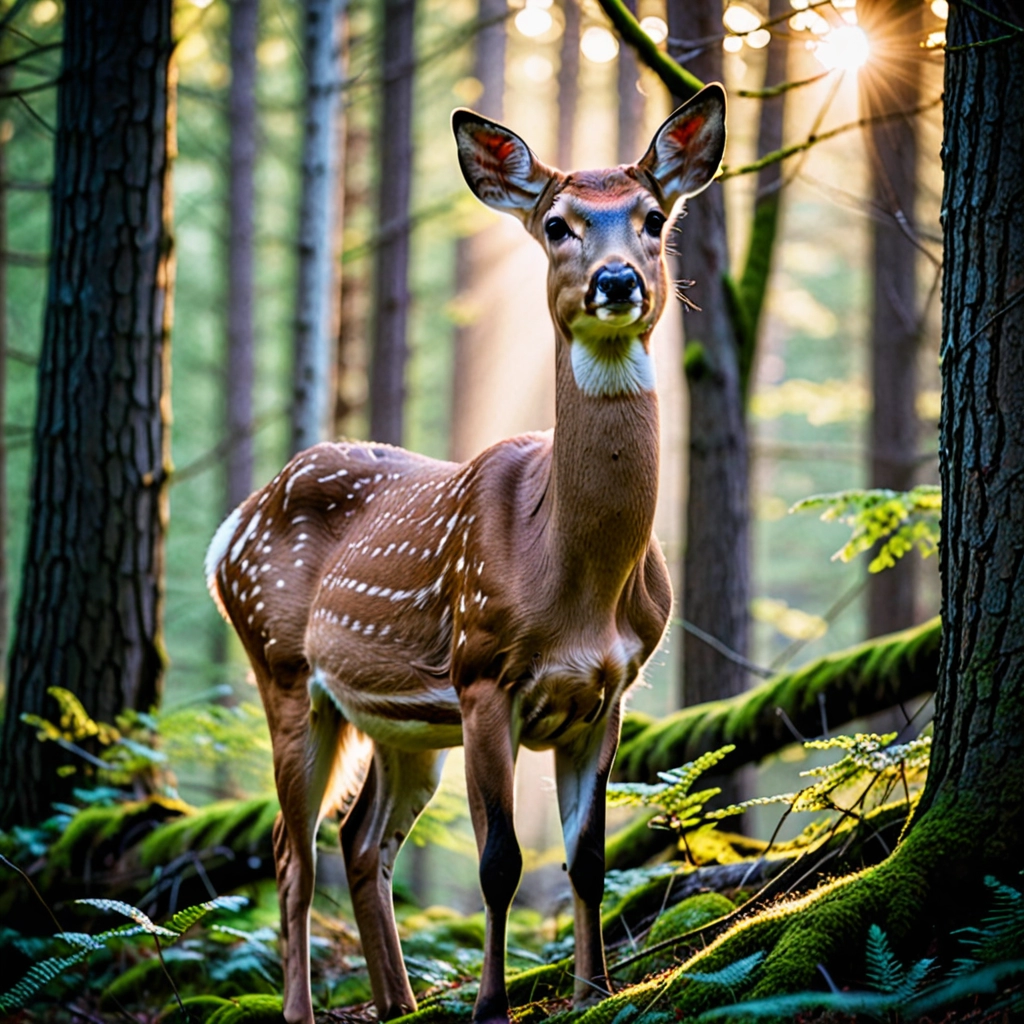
[340,741,446,1021]
[263,665,373,1024]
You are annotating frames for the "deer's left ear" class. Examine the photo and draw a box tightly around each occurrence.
[452,109,556,221]
[636,83,727,210]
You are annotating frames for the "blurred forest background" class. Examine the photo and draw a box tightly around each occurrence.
[0,0,963,1007]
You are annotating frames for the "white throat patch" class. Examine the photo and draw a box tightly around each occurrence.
[570,336,656,397]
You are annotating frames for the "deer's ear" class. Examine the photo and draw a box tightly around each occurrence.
[452,109,555,221]
[636,84,727,210]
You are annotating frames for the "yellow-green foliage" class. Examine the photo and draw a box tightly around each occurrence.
[139,797,278,868]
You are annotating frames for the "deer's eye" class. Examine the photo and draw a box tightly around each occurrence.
[545,217,570,242]
[644,210,666,238]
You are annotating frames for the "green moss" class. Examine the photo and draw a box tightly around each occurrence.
[683,341,708,381]
[160,995,234,1024]
[616,617,940,783]
[139,797,277,868]
[646,892,735,948]
[204,994,285,1024]
[46,796,190,877]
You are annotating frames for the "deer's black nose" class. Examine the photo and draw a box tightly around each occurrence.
[593,262,643,306]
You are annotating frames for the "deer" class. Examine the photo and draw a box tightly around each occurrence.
[205,83,726,1024]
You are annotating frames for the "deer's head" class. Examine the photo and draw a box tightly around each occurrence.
[453,84,726,398]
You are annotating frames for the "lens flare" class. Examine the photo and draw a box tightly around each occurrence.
[580,26,619,63]
[813,25,870,70]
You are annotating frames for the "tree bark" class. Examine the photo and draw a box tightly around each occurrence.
[368,0,416,446]
[448,0,506,463]
[0,66,11,695]
[291,0,343,454]
[616,0,643,164]
[667,0,750,708]
[225,0,258,511]
[914,0,1024,869]
[0,0,175,828]
[860,0,922,637]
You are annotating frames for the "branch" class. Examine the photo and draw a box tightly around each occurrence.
[596,0,703,101]
[720,97,943,181]
[616,616,940,782]
[737,71,831,99]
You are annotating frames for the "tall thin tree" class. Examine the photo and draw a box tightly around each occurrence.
[860,0,922,636]
[226,0,259,509]
[667,0,750,708]
[292,0,343,454]
[616,0,643,164]
[368,0,416,446]
[0,0,175,828]
[449,0,506,462]
[557,0,580,171]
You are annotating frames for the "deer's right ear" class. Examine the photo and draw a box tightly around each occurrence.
[452,109,555,221]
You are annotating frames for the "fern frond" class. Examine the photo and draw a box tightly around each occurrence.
[684,950,765,989]
[864,923,904,994]
[75,898,178,937]
[166,894,248,936]
[0,946,91,1012]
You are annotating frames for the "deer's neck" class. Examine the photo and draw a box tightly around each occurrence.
[545,334,660,603]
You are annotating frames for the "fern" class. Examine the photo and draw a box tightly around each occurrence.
[0,894,248,1013]
[792,486,940,573]
[607,745,736,834]
[952,875,1024,973]
[684,951,765,991]
[863,924,933,998]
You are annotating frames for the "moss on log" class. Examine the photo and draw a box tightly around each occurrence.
[617,617,939,782]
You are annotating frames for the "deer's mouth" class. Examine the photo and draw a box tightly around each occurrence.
[584,261,648,327]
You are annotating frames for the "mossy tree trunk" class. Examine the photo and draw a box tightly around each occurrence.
[914,0,1024,868]
[667,0,751,709]
[0,0,175,829]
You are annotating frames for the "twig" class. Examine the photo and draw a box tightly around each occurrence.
[597,0,704,100]
[151,935,187,1019]
[0,853,65,935]
[738,71,831,99]
[676,617,775,679]
[720,97,943,181]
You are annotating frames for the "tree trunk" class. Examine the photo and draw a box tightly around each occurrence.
[556,0,580,171]
[616,0,643,164]
[336,11,370,438]
[736,0,788,395]
[668,0,750,708]
[449,0,506,463]
[860,0,922,637]
[291,0,343,454]
[0,0,175,829]
[0,66,11,694]
[368,0,416,446]
[915,0,1024,868]
[225,0,258,511]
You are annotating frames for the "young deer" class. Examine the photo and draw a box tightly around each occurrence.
[206,84,725,1024]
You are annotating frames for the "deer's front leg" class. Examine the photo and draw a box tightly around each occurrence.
[460,680,522,1024]
[555,702,622,1007]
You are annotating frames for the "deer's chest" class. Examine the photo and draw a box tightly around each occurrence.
[513,630,645,749]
